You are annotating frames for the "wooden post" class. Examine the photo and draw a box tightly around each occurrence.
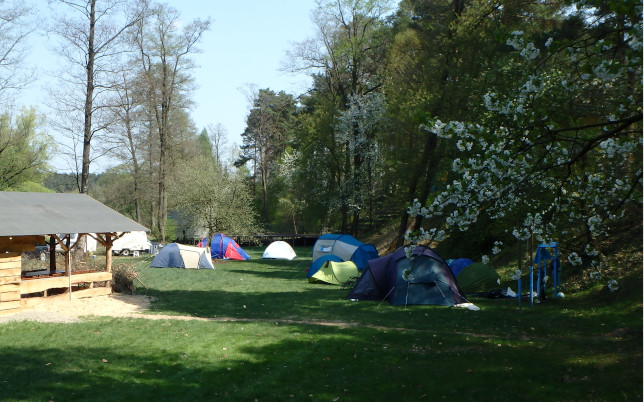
[49,235,56,274]
[64,235,71,275]
[105,234,113,273]
[105,234,113,291]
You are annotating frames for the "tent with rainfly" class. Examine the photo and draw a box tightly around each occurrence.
[311,234,378,271]
[150,243,214,269]
[348,245,467,306]
[199,233,251,260]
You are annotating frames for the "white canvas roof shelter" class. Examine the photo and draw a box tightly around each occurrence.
[0,192,148,236]
[0,192,150,314]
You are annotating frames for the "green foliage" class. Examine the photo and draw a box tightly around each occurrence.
[43,172,81,193]
[169,155,263,237]
[0,108,51,190]
[92,165,137,218]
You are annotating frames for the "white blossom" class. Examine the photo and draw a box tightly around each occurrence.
[607,279,619,292]
[568,252,582,266]
[584,244,599,257]
[520,42,540,60]
[402,267,414,281]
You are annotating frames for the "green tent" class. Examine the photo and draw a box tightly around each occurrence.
[309,260,359,285]
[456,262,501,293]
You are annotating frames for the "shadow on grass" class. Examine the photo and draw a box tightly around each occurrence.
[225,267,308,281]
[139,287,357,322]
[1,318,640,401]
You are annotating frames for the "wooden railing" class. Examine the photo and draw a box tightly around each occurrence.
[19,270,112,309]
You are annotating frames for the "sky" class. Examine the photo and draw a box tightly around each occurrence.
[17,0,320,172]
[163,0,319,143]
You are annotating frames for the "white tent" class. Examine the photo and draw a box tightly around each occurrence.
[262,241,297,260]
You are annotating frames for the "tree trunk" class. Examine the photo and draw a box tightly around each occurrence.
[412,135,440,232]
[262,168,269,225]
[395,130,436,248]
[80,0,96,194]
[157,127,167,241]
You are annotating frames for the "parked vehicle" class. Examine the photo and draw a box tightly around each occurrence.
[112,231,151,256]
[24,244,51,261]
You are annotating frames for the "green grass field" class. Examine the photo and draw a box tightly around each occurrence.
[1,246,641,401]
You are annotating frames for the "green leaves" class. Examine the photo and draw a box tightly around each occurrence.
[0,108,51,190]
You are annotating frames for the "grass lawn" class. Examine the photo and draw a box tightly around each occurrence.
[1,246,641,401]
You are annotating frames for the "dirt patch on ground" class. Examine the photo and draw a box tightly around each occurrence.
[0,294,156,323]
[0,294,368,328]
[0,294,449,330]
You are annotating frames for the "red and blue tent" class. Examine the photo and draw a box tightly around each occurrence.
[199,233,251,260]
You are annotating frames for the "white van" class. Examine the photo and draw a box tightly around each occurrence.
[112,231,151,256]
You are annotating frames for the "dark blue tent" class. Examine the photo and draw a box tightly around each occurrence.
[348,245,467,307]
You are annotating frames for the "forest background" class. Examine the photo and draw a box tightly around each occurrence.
[1,0,641,290]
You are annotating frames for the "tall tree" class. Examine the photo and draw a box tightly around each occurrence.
[104,71,147,223]
[287,0,392,233]
[237,88,297,225]
[0,0,34,105]
[132,2,210,241]
[288,0,392,103]
[335,92,386,234]
[206,122,229,167]
[48,0,148,193]
[384,0,468,247]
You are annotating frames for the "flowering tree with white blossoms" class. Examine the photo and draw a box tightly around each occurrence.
[333,92,386,235]
[405,0,642,285]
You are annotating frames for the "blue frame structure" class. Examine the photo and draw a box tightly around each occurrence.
[524,242,560,307]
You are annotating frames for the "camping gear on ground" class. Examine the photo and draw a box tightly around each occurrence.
[262,240,297,260]
[454,262,501,293]
[308,259,359,285]
[199,233,250,260]
[311,233,378,270]
[150,243,214,269]
[448,258,474,277]
[348,245,467,307]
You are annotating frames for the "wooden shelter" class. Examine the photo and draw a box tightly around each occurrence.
[0,192,149,316]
